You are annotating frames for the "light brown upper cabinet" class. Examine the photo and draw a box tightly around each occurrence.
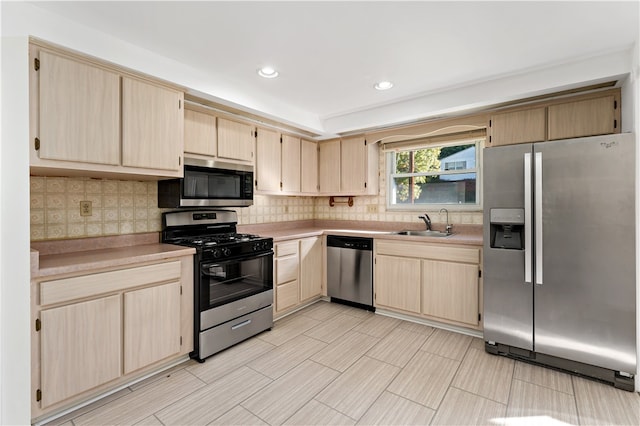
[30,44,184,179]
[300,139,319,194]
[548,94,618,140]
[487,88,620,148]
[255,127,282,192]
[281,134,301,193]
[318,139,341,194]
[318,136,378,195]
[37,50,121,166]
[489,107,546,147]
[121,77,183,172]
[184,108,217,157]
[217,117,255,163]
[255,131,313,195]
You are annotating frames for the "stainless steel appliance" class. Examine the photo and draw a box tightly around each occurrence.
[326,235,374,310]
[158,158,254,208]
[161,210,273,361]
[483,133,636,391]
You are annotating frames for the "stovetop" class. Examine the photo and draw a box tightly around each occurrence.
[161,210,273,260]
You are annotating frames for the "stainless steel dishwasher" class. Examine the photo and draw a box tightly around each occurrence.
[326,235,374,311]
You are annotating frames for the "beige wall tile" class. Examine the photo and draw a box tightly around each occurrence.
[316,356,400,420]
[452,348,514,404]
[507,379,579,424]
[387,351,459,409]
[431,387,506,425]
[357,391,435,426]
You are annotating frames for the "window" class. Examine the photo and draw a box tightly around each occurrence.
[387,139,482,209]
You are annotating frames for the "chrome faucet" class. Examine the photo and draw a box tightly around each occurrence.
[418,213,432,231]
[439,208,453,235]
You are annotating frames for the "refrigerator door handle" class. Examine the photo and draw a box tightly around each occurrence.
[524,153,532,284]
[535,152,543,285]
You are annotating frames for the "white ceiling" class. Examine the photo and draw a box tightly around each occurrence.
[30,1,639,137]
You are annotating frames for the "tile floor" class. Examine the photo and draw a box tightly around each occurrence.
[47,301,640,425]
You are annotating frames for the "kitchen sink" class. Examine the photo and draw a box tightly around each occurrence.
[394,230,453,237]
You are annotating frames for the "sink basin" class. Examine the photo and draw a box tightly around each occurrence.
[394,230,453,238]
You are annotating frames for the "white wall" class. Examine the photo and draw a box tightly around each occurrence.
[0,36,31,425]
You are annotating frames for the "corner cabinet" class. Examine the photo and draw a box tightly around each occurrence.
[374,240,482,330]
[273,236,323,318]
[30,44,185,179]
[318,136,378,195]
[31,256,193,421]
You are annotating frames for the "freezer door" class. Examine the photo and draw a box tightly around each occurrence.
[483,143,534,350]
[534,134,636,374]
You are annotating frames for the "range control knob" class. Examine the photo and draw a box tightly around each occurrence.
[222,247,231,257]
[212,249,221,258]
[253,243,260,251]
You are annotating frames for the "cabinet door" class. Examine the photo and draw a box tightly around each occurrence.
[218,118,254,162]
[300,237,322,301]
[341,136,367,193]
[276,280,299,312]
[38,51,120,165]
[123,282,181,374]
[301,139,319,194]
[422,259,479,326]
[256,128,281,192]
[122,77,183,171]
[40,295,122,408]
[548,95,617,140]
[490,108,546,147]
[319,139,341,193]
[281,135,301,193]
[184,108,217,156]
[374,255,421,313]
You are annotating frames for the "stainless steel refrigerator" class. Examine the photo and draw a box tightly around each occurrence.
[483,133,636,391]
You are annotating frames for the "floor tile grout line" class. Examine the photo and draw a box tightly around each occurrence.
[571,375,585,426]
[449,384,510,408]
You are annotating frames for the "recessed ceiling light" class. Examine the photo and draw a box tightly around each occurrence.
[258,66,279,78]
[374,81,394,90]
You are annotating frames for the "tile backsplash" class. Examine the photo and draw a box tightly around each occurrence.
[30,151,482,241]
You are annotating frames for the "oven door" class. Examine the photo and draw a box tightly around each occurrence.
[200,251,273,311]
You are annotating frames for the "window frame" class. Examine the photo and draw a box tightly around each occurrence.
[385,138,484,211]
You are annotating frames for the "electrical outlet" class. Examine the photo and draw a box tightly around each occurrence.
[80,201,92,217]
[366,205,378,213]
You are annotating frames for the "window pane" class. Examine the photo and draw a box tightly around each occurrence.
[412,147,442,173]
[420,173,477,204]
[395,151,411,173]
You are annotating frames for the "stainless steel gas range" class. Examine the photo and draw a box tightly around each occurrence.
[162,210,273,362]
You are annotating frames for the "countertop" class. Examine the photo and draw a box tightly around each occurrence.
[31,233,195,279]
[239,220,483,246]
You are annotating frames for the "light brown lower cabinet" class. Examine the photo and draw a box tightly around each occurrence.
[31,256,193,421]
[274,236,323,317]
[374,240,482,329]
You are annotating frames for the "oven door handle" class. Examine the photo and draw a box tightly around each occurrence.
[201,250,273,269]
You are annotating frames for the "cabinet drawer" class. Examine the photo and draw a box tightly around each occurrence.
[275,240,299,257]
[40,261,181,306]
[276,256,299,284]
[276,280,299,311]
[376,241,479,264]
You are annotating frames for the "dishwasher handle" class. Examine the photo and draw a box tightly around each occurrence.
[326,235,373,251]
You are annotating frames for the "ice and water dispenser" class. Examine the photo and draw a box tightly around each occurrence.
[489,208,525,250]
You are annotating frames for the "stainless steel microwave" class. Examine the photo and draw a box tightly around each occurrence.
[158,158,253,208]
